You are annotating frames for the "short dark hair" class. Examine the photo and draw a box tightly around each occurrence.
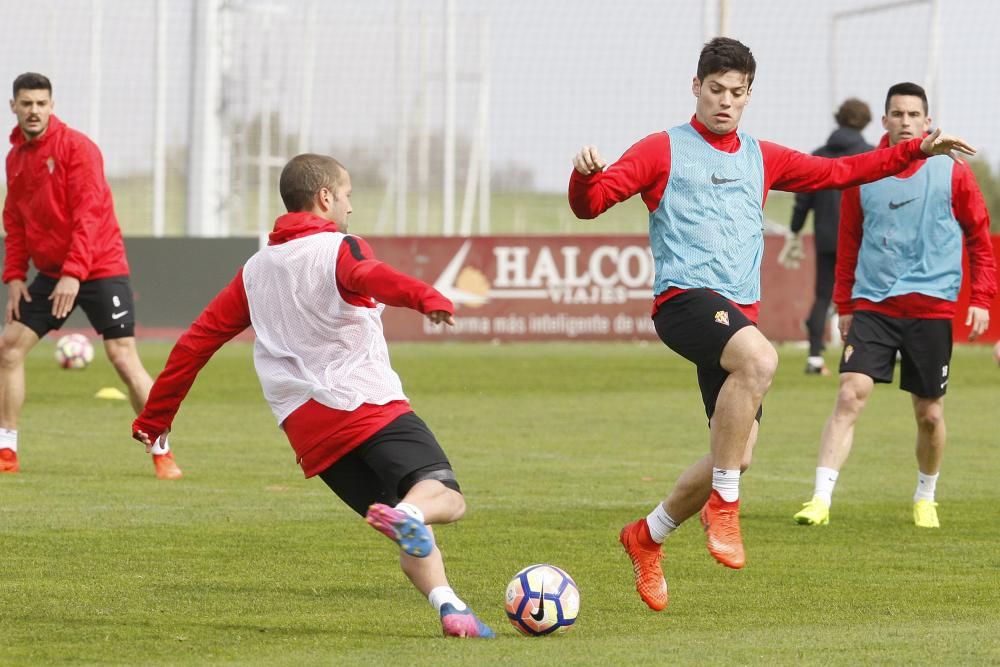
[12,72,52,99]
[279,154,346,212]
[697,37,756,86]
[884,82,928,115]
[835,98,872,130]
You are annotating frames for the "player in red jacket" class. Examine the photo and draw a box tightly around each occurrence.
[0,73,181,479]
[793,82,997,529]
[132,153,494,639]
[568,38,976,612]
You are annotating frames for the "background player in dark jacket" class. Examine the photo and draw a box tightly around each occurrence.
[779,98,873,375]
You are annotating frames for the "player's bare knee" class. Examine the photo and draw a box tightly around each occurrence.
[399,467,464,521]
[757,344,779,382]
[446,489,467,521]
[0,340,26,370]
[835,383,868,416]
[741,345,777,394]
[104,341,140,375]
[431,484,465,522]
[915,405,944,432]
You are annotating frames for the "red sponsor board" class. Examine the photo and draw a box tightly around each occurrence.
[371,234,1000,344]
[768,234,1000,345]
[374,236,660,341]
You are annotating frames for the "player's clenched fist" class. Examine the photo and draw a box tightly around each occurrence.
[572,145,607,175]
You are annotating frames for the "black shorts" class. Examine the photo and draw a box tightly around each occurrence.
[653,288,762,422]
[840,310,952,398]
[16,274,136,340]
[317,412,460,517]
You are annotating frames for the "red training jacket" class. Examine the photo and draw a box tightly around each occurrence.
[3,115,129,283]
[567,116,928,323]
[132,212,454,477]
[835,133,997,319]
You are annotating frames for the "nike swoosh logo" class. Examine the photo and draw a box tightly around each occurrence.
[707,535,737,556]
[111,310,129,320]
[711,172,738,185]
[529,576,546,622]
[888,197,917,210]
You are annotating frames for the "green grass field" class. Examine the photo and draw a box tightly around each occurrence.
[2,341,999,665]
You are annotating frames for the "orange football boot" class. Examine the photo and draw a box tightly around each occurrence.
[153,451,183,480]
[0,448,19,473]
[619,519,668,611]
[700,490,745,569]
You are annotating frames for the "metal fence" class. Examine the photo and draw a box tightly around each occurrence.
[1,0,996,237]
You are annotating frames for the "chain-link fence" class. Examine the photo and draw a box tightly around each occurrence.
[2,0,997,237]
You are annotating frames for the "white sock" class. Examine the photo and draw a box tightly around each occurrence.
[807,356,825,368]
[0,428,17,452]
[428,586,466,612]
[645,503,678,544]
[395,502,425,524]
[914,471,939,503]
[712,468,740,502]
[813,467,839,506]
[150,435,170,456]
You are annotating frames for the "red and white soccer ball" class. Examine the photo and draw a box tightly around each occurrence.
[54,333,95,370]
[504,563,580,636]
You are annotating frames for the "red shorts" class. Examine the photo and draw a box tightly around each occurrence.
[281,399,413,477]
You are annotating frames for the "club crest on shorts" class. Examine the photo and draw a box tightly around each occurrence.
[46,157,55,174]
[844,344,854,363]
[714,310,729,326]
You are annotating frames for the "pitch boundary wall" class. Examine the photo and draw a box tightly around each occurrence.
[5,235,998,345]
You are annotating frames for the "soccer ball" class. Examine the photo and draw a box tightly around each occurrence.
[54,333,95,370]
[504,563,580,636]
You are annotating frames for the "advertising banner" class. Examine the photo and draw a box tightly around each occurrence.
[5,234,994,343]
[375,235,662,342]
[372,234,1000,344]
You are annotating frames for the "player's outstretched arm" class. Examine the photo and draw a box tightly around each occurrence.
[568,133,668,220]
[131,271,251,450]
[336,236,454,317]
[920,128,976,161]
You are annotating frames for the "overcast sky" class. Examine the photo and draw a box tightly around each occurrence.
[1,0,996,192]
